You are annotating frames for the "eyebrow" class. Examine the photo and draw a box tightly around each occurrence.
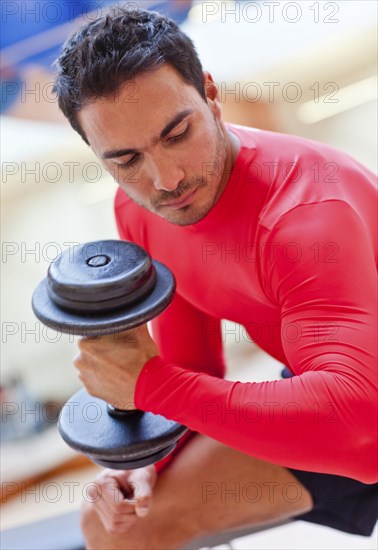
[101,108,194,160]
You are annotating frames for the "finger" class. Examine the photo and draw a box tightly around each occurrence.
[95,502,137,534]
[95,495,137,523]
[73,351,84,369]
[78,335,101,346]
[92,482,138,533]
[128,471,155,517]
[96,472,143,515]
[93,469,154,513]
[77,336,109,358]
[97,478,136,514]
[87,469,152,533]
[73,351,94,377]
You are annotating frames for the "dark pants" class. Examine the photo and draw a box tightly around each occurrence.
[289,468,378,536]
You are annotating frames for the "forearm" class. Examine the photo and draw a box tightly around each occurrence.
[135,356,377,483]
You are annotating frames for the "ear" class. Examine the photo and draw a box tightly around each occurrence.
[203,71,222,120]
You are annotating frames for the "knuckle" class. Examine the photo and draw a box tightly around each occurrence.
[105,487,120,502]
[78,338,90,351]
[96,469,114,483]
[119,502,136,514]
[112,507,128,518]
[86,483,99,498]
[137,465,157,484]
[94,474,108,488]
[73,353,83,368]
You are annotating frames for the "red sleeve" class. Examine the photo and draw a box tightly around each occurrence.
[135,201,377,483]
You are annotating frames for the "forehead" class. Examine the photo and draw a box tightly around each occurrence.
[78,64,202,154]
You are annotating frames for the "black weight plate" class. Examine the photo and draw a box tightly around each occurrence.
[47,240,156,312]
[59,389,188,462]
[89,444,176,470]
[32,261,175,336]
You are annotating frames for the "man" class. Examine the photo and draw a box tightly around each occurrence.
[53,7,377,549]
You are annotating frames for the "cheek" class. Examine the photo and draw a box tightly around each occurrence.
[109,164,148,199]
[186,131,219,173]
[119,181,145,202]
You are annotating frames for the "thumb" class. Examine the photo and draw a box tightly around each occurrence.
[128,470,154,518]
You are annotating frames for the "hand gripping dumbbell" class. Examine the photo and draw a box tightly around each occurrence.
[32,240,188,469]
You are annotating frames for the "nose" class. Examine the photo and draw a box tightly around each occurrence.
[148,156,185,192]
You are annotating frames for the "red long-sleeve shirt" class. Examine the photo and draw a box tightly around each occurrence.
[115,124,377,483]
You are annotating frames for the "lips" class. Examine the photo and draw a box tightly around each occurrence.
[161,188,197,209]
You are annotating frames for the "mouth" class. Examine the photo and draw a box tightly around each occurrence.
[160,188,198,209]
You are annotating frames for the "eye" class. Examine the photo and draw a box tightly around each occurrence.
[118,154,140,169]
[167,124,190,143]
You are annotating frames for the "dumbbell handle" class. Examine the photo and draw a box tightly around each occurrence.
[79,327,146,419]
[107,404,139,417]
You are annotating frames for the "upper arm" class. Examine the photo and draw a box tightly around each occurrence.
[265,200,377,384]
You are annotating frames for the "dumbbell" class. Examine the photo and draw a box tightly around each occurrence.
[32,240,188,469]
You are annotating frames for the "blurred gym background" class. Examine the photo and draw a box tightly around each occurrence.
[1,1,377,548]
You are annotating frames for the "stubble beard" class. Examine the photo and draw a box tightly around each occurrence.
[123,122,228,226]
[157,124,228,226]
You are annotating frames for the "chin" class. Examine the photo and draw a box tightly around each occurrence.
[162,202,214,226]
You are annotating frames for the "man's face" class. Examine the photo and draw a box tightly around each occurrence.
[78,64,231,226]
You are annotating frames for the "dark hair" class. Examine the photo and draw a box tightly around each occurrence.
[53,7,206,143]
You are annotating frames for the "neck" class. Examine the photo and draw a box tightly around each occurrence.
[215,124,241,201]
